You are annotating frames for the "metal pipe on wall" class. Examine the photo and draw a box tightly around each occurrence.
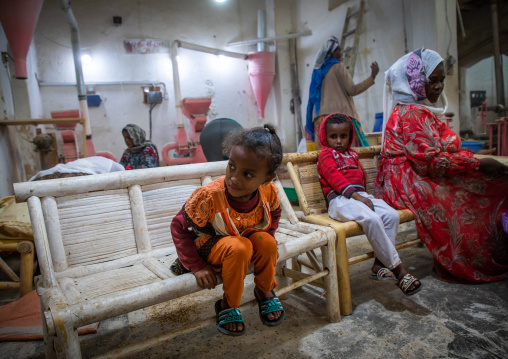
[257,9,266,52]
[227,31,312,47]
[170,41,184,127]
[170,40,248,126]
[491,0,505,107]
[38,80,168,96]
[59,0,91,136]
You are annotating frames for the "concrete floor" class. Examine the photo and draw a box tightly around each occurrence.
[1,222,507,358]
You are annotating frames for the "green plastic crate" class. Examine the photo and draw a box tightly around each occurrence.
[283,187,298,202]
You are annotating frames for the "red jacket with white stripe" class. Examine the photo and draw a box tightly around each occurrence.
[317,114,366,201]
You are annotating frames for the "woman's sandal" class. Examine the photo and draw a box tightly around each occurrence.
[214,300,245,336]
[254,289,285,327]
[397,273,423,296]
[369,267,398,281]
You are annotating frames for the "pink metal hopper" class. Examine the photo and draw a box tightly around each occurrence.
[0,0,43,79]
[162,97,211,166]
[248,51,275,119]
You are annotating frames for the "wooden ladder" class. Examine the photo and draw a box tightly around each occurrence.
[340,0,365,78]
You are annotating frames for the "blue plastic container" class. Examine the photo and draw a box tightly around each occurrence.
[373,112,383,132]
[87,94,102,107]
[460,140,483,152]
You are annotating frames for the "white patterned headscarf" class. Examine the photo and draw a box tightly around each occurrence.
[313,36,340,69]
[382,48,447,145]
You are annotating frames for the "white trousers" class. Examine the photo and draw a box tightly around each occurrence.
[329,191,401,269]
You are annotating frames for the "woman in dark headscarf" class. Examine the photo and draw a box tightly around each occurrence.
[306,35,378,150]
[375,48,508,282]
[119,124,159,169]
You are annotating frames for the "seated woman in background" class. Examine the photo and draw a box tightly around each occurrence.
[120,124,160,169]
[375,48,508,283]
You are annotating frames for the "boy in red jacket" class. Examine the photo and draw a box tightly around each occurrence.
[317,113,422,295]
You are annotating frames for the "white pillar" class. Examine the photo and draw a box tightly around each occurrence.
[266,0,297,151]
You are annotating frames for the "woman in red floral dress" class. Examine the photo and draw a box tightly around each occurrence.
[375,48,508,282]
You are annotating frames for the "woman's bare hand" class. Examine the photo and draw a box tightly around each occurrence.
[371,61,379,80]
[479,158,508,177]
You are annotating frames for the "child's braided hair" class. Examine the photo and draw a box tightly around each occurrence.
[222,123,283,175]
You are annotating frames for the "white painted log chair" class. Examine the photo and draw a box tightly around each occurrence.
[284,146,422,316]
[14,160,340,359]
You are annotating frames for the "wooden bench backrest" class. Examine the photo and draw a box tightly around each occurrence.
[14,162,227,271]
[49,178,202,268]
[55,188,137,267]
[141,179,202,249]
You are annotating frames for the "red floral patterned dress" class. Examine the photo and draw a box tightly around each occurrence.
[375,104,508,282]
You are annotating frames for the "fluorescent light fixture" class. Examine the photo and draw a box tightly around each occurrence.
[81,54,92,64]
[216,0,226,2]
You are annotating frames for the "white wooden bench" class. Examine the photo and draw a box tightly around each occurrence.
[284,146,422,316]
[14,161,340,358]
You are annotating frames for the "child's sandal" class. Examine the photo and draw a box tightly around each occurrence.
[369,267,397,281]
[254,289,285,327]
[397,273,423,296]
[215,300,245,336]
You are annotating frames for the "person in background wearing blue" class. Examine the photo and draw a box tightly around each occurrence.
[306,35,379,150]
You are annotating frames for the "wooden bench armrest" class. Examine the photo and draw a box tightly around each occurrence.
[27,197,59,289]
[286,162,311,216]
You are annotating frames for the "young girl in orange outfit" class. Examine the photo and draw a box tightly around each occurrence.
[170,124,284,336]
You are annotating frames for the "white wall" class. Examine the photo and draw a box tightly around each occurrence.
[461,55,508,132]
[0,25,38,196]
[34,0,291,159]
[295,0,460,133]
[0,26,17,197]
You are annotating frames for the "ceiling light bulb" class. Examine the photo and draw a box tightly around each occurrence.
[81,54,92,64]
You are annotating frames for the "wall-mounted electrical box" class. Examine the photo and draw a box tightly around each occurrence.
[470,91,486,108]
[143,86,163,104]
[147,91,163,104]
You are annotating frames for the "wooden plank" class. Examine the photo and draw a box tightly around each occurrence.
[71,265,160,300]
[41,197,68,272]
[129,185,151,253]
[0,118,85,126]
[0,257,20,282]
[15,161,227,202]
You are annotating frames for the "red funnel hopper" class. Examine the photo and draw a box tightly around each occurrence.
[248,52,275,119]
[0,0,43,79]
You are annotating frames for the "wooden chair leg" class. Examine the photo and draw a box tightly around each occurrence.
[53,310,82,359]
[336,228,353,316]
[275,261,290,300]
[41,302,57,359]
[291,256,301,272]
[18,241,34,297]
[321,240,341,323]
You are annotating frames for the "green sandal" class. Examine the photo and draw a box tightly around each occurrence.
[254,289,285,327]
[215,300,245,336]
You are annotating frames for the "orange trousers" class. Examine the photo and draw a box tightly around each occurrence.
[206,232,278,308]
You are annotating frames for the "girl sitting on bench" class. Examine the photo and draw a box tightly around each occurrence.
[170,124,285,336]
